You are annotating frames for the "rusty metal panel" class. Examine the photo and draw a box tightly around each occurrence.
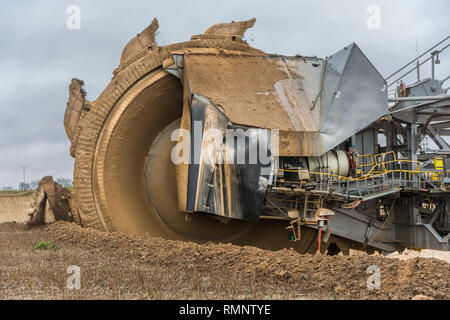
[186,94,273,221]
[183,50,324,133]
[168,44,387,158]
[278,130,321,156]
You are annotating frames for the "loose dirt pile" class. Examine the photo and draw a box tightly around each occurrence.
[385,249,450,264]
[0,221,448,300]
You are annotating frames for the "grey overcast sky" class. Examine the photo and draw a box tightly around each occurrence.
[0,0,449,188]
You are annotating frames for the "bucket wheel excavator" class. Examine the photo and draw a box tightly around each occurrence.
[64,18,450,254]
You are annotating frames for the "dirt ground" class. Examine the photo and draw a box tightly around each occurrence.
[0,192,36,224]
[0,221,448,300]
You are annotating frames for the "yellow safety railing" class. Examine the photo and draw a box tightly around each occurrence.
[356,151,397,172]
[355,154,375,170]
[279,151,446,183]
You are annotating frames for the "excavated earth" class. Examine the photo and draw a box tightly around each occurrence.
[0,221,448,300]
[0,192,36,224]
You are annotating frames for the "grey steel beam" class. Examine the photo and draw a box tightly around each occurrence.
[427,126,450,151]
[389,95,450,102]
[436,129,450,136]
[431,120,450,130]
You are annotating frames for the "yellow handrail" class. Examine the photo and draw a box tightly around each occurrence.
[279,152,445,182]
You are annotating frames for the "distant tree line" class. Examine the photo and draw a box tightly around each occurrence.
[0,178,72,192]
[55,178,73,189]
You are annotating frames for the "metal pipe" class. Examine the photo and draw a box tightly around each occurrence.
[388,56,432,87]
[441,75,450,85]
[431,53,435,80]
[390,99,450,114]
[385,35,449,81]
[388,95,450,102]
[388,43,450,87]
[417,60,421,82]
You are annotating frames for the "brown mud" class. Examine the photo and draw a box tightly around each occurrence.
[0,221,448,300]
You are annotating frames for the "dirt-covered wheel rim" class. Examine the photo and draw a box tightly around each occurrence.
[87,70,320,250]
[91,70,254,241]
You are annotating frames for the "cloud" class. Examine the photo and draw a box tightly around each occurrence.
[0,0,449,188]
